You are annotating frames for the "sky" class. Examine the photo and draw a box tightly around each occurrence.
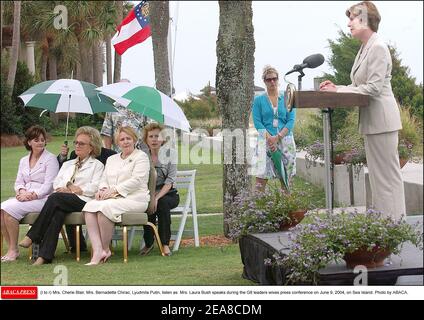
[119,1,423,94]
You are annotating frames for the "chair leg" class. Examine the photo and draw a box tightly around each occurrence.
[123,226,128,263]
[60,226,70,253]
[147,222,165,256]
[192,213,200,247]
[76,225,80,262]
[192,190,200,247]
[28,225,32,260]
[173,211,188,252]
[128,226,136,251]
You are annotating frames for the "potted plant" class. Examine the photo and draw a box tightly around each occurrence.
[266,209,423,284]
[398,138,414,168]
[305,140,355,168]
[226,184,316,241]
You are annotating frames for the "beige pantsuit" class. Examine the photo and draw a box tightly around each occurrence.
[337,33,405,220]
[364,132,405,220]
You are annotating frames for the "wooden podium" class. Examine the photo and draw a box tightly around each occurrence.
[293,91,369,211]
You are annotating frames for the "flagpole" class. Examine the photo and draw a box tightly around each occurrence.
[65,94,71,146]
[168,17,173,98]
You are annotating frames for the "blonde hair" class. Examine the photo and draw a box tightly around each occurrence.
[142,122,167,146]
[74,126,102,157]
[114,126,139,146]
[346,1,381,32]
[262,65,279,82]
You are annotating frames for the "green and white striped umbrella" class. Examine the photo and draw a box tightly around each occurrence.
[19,79,117,141]
[97,83,191,132]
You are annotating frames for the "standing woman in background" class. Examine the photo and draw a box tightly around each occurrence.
[320,1,405,220]
[252,65,297,192]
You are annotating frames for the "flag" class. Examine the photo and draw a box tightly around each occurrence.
[112,1,151,55]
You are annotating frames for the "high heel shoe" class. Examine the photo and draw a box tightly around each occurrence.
[1,253,20,262]
[19,236,32,248]
[32,257,46,266]
[101,251,112,263]
[163,246,172,257]
[85,251,111,266]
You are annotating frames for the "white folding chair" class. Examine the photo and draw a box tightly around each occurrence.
[170,170,199,251]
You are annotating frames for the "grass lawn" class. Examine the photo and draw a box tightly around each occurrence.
[1,214,255,286]
[1,136,327,285]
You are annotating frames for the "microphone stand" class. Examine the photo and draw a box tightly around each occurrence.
[297,70,305,91]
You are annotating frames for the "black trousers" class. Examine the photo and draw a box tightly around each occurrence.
[143,192,179,247]
[27,193,86,261]
[65,225,87,251]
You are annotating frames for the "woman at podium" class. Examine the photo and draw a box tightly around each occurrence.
[319,1,405,220]
[252,65,297,192]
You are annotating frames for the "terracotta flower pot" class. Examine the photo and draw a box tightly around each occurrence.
[333,153,346,165]
[399,158,408,169]
[279,210,306,231]
[343,246,391,269]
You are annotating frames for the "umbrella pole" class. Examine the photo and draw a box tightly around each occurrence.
[65,94,71,145]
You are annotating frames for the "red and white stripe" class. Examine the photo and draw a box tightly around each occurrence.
[112,8,151,55]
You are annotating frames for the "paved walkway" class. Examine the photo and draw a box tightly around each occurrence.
[401,162,423,185]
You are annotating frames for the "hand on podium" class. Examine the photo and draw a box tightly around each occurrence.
[319,80,337,92]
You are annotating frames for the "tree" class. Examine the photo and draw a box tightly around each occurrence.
[150,1,171,96]
[216,1,255,237]
[1,1,3,52]
[6,1,21,96]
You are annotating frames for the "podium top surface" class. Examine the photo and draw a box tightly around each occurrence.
[295,91,369,109]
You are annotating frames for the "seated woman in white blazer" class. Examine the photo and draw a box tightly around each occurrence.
[83,126,150,265]
[19,126,105,265]
[319,1,405,220]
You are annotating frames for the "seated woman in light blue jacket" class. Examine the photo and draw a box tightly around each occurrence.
[252,65,296,192]
[19,126,104,265]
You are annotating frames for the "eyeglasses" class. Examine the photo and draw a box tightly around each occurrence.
[265,77,278,83]
[73,140,89,147]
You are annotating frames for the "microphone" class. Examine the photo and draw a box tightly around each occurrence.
[285,53,325,75]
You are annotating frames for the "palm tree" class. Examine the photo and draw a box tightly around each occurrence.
[99,1,118,85]
[150,1,171,96]
[6,1,21,95]
[216,1,255,236]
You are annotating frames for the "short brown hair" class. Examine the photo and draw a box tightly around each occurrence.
[114,126,139,146]
[346,1,381,32]
[23,125,47,151]
[75,126,103,157]
[142,122,166,146]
